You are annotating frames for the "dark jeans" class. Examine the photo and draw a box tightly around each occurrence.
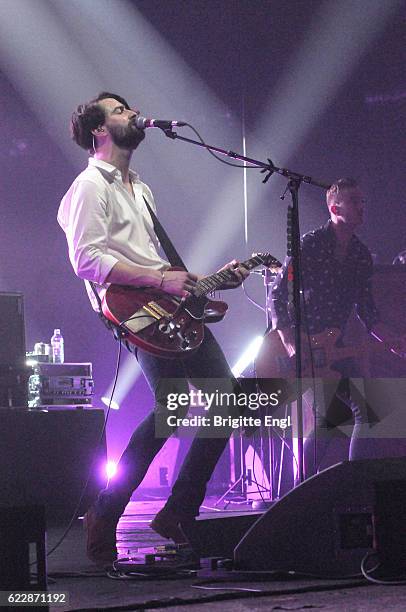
[95,327,240,521]
[303,359,377,476]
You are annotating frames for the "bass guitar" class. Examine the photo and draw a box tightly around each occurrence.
[102,253,282,358]
[255,327,405,381]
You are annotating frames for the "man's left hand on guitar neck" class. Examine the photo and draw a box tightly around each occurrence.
[214,259,250,290]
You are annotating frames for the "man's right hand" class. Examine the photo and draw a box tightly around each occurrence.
[161,270,198,298]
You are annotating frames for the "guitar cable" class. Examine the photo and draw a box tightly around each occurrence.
[250,351,299,501]
[35,314,154,567]
[241,279,266,313]
[44,119,288,567]
[182,122,261,170]
[180,121,320,485]
[183,120,295,496]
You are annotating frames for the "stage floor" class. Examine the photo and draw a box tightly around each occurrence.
[33,498,406,611]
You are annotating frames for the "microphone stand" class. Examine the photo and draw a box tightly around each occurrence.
[162,127,329,485]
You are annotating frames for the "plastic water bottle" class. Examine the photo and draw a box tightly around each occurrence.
[51,329,64,364]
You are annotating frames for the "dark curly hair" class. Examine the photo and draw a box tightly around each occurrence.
[70,92,131,151]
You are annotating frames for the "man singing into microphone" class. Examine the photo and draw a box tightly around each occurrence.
[58,92,249,566]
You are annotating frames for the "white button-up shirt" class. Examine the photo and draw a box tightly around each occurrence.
[58,158,168,310]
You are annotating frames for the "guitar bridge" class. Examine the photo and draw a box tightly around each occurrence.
[123,308,157,334]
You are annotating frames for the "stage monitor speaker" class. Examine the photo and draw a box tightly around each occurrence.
[183,511,263,559]
[234,457,406,577]
[0,505,46,591]
[0,408,107,523]
[0,292,26,366]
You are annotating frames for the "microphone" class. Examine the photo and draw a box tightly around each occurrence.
[135,116,187,130]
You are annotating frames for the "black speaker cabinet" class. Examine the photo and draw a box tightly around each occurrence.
[0,505,46,591]
[0,365,29,407]
[0,408,107,523]
[234,457,406,577]
[0,292,28,406]
[0,292,26,366]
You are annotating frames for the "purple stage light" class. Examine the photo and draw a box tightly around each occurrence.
[106,460,117,480]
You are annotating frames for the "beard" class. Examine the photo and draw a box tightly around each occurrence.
[108,122,145,149]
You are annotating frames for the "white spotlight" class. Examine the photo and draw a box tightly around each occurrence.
[232,335,264,377]
[105,460,117,479]
[101,396,120,411]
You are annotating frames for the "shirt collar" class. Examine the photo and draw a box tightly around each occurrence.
[323,219,359,251]
[324,219,335,235]
[88,157,140,182]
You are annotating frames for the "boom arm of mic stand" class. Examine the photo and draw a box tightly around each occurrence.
[163,126,331,485]
[162,128,331,190]
[162,128,272,170]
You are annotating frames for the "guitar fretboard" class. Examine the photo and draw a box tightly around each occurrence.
[194,254,271,298]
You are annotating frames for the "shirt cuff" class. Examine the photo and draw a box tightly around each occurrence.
[97,254,120,284]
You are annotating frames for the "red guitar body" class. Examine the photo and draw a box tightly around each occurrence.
[102,284,228,358]
[101,253,281,358]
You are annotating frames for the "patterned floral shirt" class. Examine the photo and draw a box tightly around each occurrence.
[270,221,380,334]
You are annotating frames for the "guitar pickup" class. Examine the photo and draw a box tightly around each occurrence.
[145,301,173,319]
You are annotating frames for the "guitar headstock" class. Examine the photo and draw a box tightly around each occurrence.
[252,252,282,273]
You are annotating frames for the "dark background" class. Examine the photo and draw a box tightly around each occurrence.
[0,0,405,465]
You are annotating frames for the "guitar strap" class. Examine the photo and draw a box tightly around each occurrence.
[142,196,188,270]
[91,165,187,268]
[87,174,187,346]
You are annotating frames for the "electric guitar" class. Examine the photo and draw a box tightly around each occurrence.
[102,253,282,358]
[256,327,405,382]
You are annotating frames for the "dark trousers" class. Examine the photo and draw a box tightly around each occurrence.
[95,327,240,520]
[303,359,380,476]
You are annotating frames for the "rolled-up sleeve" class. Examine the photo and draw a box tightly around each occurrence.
[59,179,119,284]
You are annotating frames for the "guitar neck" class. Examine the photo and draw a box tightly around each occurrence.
[194,255,267,298]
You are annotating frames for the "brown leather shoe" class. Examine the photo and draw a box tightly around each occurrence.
[83,506,118,567]
[150,508,193,544]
